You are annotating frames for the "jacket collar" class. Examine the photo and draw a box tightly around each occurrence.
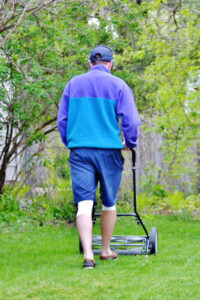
[90,65,111,73]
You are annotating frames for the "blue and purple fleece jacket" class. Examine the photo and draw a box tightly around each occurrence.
[57,65,141,149]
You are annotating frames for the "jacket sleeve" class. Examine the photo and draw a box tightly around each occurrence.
[57,82,71,147]
[116,83,141,148]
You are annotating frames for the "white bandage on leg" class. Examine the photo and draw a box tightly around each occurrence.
[102,204,116,211]
[77,200,93,216]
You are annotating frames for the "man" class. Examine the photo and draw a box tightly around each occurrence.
[57,45,141,269]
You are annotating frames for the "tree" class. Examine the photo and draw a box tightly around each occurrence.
[1,0,149,194]
[0,0,95,193]
[131,1,200,191]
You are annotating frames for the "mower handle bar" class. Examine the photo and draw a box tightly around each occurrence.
[130,148,149,238]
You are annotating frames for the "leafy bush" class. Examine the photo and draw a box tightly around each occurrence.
[185,194,200,212]
[136,191,200,215]
[0,150,76,226]
[135,168,200,214]
[117,169,200,215]
[0,189,19,212]
[0,185,76,227]
[33,149,77,223]
[0,188,27,225]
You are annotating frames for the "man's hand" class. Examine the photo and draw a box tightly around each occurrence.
[122,140,136,151]
[122,140,130,151]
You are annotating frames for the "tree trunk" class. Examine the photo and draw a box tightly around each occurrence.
[0,161,7,194]
[0,122,13,195]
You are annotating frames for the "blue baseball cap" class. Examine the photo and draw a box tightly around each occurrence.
[89,46,113,62]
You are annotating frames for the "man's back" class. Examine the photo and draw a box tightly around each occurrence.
[66,65,124,149]
[58,65,140,149]
[69,65,124,100]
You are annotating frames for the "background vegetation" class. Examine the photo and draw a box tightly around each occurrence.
[0,0,200,219]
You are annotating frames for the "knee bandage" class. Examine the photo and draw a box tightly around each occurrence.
[77,200,93,216]
[102,204,116,211]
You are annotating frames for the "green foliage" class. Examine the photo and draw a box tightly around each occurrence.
[0,186,76,226]
[0,148,76,225]
[110,1,200,192]
[28,148,76,224]
[118,161,200,214]
[117,192,134,213]
[136,191,200,215]
[0,188,23,224]
[140,166,168,199]
[136,3,200,190]
[0,189,18,212]
[1,0,200,198]
[167,191,185,210]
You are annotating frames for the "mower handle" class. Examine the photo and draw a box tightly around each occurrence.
[131,148,136,167]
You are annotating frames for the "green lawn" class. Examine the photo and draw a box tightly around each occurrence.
[0,215,199,299]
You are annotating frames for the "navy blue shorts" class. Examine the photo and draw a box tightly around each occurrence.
[69,148,124,207]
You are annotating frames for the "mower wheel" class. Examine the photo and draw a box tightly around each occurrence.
[149,227,158,255]
[79,238,83,253]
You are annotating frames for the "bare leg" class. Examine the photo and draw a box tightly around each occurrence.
[100,210,116,256]
[76,215,94,260]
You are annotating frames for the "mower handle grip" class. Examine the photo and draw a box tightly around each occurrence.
[131,148,136,167]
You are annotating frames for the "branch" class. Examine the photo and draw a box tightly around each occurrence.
[8,121,57,168]
[168,129,180,173]
[9,152,24,184]
[161,0,181,32]
[7,134,24,162]
[43,125,57,135]
[9,144,45,185]
[6,116,57,162]
[0,0,35,48]
[8,141,26,165]
[1,47,29,79]
[35,116,57,132]
[161,3,173,12]
[0,0,57,48]
[40,66,65,74]
[0,2,18,32]
[172,5,179,32]
[0,23,15,34]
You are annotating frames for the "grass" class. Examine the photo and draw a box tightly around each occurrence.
[0,215,200,299]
